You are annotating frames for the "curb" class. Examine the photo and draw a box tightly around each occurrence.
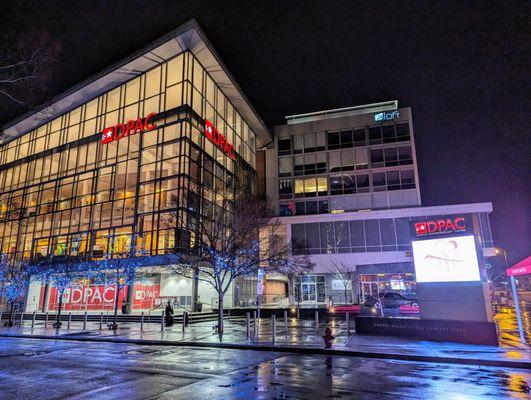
[1,333,529,370]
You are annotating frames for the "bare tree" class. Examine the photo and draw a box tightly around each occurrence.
[0,31,60,106]
[274,250,314,313]
[170,195,309,336]
[327,258,356,305]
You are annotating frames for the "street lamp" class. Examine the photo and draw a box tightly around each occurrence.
[496,247,526,344]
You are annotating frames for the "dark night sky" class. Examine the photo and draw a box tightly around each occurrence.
[1,1,529,272]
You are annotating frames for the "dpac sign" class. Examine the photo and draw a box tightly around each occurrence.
[374,110,400,122]
[412,216,468,238]
[204,119,236,159]
[101,113,157,144]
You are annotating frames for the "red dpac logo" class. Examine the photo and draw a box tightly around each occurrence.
[204,119,236,159]
[415,217,466,237]
[101,113,157,144]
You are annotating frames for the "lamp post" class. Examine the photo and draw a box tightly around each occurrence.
[497,248,526,344]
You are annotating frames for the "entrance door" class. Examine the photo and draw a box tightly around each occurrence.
[302,281,317,301]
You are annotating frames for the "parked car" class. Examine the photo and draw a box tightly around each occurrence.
[365,292,418,308]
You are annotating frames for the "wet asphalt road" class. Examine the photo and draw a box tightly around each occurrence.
[0,338,529,399]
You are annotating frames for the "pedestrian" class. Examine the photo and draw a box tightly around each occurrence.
[165,300,174,327]
[121,300,128,314]
[323,327,335,349]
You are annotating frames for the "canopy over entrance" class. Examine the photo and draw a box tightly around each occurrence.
[506,256,531,277]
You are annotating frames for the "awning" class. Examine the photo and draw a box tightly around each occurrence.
[506,256,531,277]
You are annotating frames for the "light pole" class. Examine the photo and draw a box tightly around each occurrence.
[496,248,526,344]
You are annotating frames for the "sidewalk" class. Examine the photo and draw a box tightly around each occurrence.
[1,316,529,369]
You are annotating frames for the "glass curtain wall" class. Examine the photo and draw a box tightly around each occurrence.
[0,51,257,266]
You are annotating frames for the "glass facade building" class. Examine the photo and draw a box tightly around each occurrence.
[0,22,270,312]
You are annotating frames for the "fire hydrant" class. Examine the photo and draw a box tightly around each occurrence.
[323,327,335,349]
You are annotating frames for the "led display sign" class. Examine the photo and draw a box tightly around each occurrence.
[413,216,467,238]
[374,110,400,122]
[412,235,481,283]
[101,113,157,144]
[204,119,236,159]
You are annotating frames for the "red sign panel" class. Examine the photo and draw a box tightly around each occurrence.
[204,119,236,159]
[414,217,467,237]
[102,113,157,144]
[42,283,160,311]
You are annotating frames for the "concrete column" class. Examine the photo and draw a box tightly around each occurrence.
[42,283,52,312]
[126,284,134,314]
[191,267,199,312]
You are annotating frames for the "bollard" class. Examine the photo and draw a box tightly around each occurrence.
[253,310,257,338]
[45,312,49,328]
[284,310,288,334]
[246,312,250,339]
[31,311,36,329]
[106,311,109,324]
[315,310,319,331]
[182,312,186,332]
[272,314,276,344]
[297,307,300,319]
[20,312,24,326]
[160,311,164,332]
[67,313,72,329]
[0,311,2,324]
[148,310,151,325]
[346,312,350,335]
[141,312,144,332]
[83,311,87,330]
[99,312,103,330]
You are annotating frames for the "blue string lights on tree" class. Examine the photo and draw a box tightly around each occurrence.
[0,255,32,326]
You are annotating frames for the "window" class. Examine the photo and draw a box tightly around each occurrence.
[278,137,291,155]
[349,220,365,252]
[304,133,316,152]
[316,153,327,174]
[293,135,303,154]
[386,171,400,190]
[304,177,317,197]
[327,131,340,150]
[364,220,381,251]
[379,219,397,251]
[382,125,396,143]
[340,130,353,148]
[306,223,320,254]
[370,149,384,167]
[316,132,326,151]
[343,175,355,194]
[330,175,343,195]
[369,126,382,145]
[305,201,318,215]
[335,221,350,252]
[294,156,304,176]
[318,200,328,214]
[294,179,304,198]
[400,170,415,189]
[279,179,292,199]
[356,174,369,191]
[372,172,386,191]
[317,177,328,196]
[341,149,355,171]
[355,148,368,169]
[384,147,399,166]
[279,157,292,177]
[353,128,366,146]
[292,224,306,254]
[396,123,410,141]
[398,146,413,165]
[319,222,334,254]
[329,151,341,172]
[304,154,317,175]
[295,202,306,215]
